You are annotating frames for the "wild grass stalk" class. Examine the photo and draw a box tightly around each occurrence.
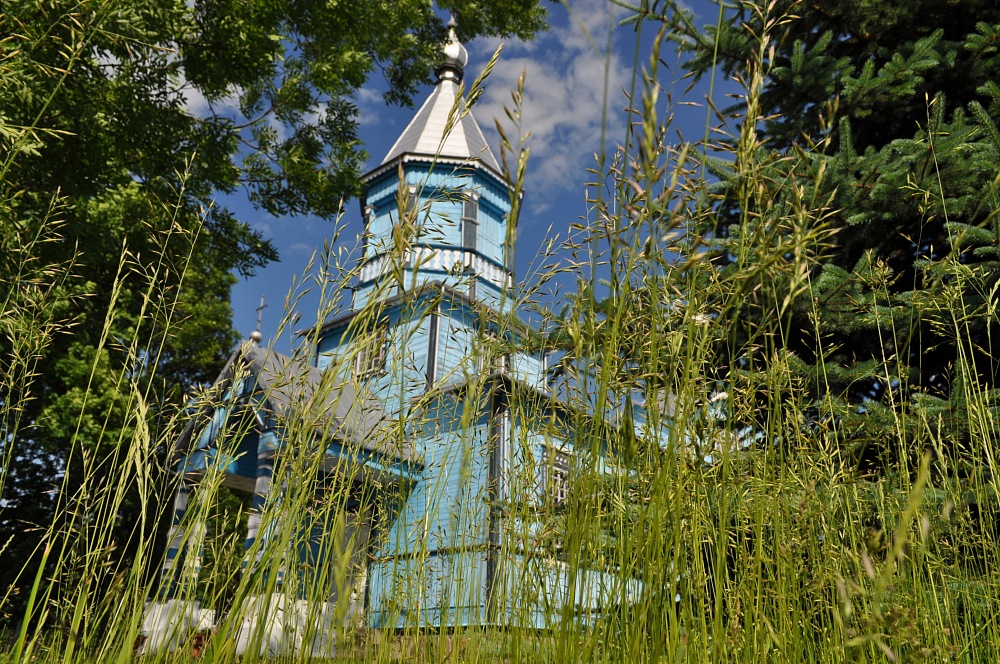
[3,0,1000,662]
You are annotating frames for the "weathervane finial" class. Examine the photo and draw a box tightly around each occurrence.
[436,15,468,83]
[250,294,267,344]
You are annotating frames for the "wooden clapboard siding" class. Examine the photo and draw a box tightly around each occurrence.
[434,304,477,385]
[366,549,489,628]
[488,552,636,628]
[367,391,492,626]
[508,350,546,391]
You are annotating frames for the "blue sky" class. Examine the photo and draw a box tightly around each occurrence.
[226,0,723,350]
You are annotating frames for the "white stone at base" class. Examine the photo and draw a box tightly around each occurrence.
[234,593,339,657]
[139,600,215,654]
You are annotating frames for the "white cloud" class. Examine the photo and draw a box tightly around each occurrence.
[355,87,384,126]
[249,218,273,237]
[180,83,242,119]
[181,85,214,118]
[467,0,630,210]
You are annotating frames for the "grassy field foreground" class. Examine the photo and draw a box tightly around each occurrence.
[3,0,1000,661]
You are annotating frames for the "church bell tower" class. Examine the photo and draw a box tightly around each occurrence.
[351,21,514,311]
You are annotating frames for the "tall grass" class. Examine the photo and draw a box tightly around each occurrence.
[2,1,999,662]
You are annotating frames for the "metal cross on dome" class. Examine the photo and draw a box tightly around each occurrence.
[250,294,267,344]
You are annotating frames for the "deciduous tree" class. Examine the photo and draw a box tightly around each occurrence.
[0,0,548,623]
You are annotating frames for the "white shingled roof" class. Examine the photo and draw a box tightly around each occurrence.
[381,77,501,172]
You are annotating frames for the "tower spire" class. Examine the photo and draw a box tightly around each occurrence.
[378,16,498,171]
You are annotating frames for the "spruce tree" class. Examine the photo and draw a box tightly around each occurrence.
[675,0,1000,467]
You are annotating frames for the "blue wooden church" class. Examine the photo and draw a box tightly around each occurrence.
[143,25,624,655]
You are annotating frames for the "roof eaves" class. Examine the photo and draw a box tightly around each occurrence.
[360,153,506,189]
[175,343,416,467]
[311,280,533,339]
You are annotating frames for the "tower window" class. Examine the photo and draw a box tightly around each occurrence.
[462,193,478,251]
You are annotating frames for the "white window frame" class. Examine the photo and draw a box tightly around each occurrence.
[355,325,388,378]
[544,444,572,505]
